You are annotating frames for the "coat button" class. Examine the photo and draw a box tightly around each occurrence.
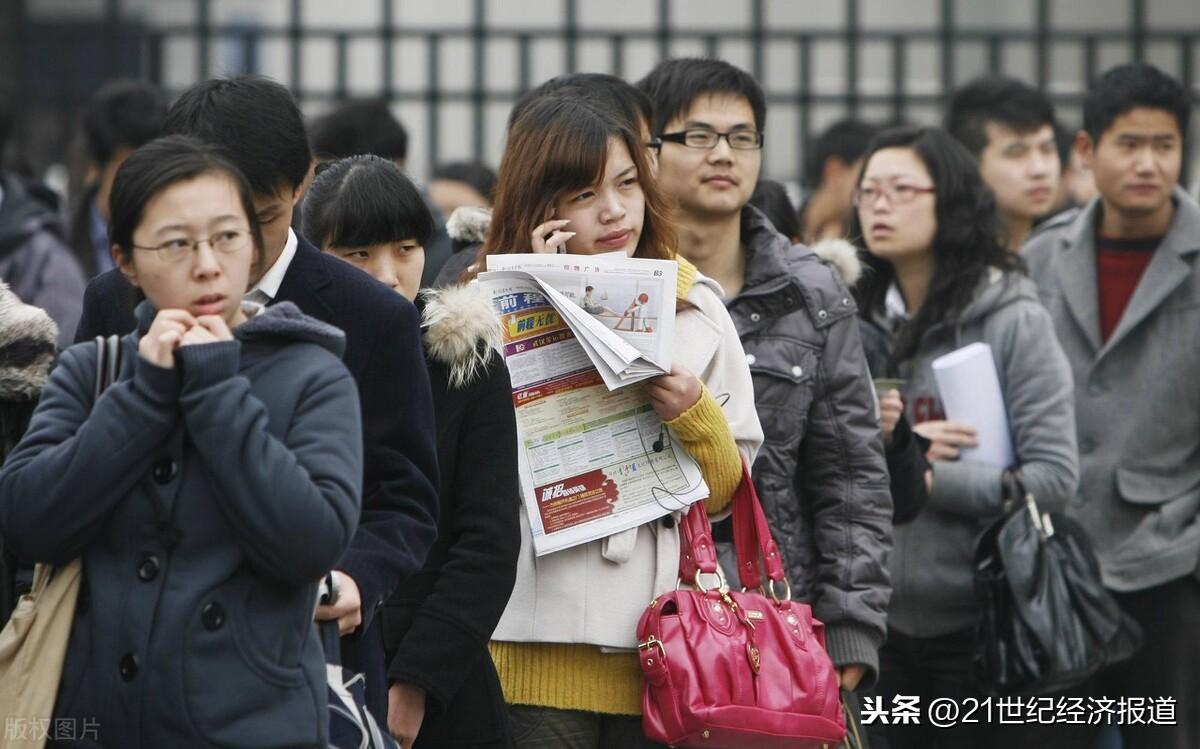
[152,459,177,484]
[749,312,761,322]
[661,515,675,529]
[791,365,803,377]
[136,555,160,582]
[119,653,140,680]
[817,310,828,320]
[202,602,226,631]
[745,354,757,366]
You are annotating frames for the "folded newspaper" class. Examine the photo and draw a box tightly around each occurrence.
[481,253,677,389]
[477,254,709,555]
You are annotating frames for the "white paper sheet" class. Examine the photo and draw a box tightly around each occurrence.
[930,342,1015,468]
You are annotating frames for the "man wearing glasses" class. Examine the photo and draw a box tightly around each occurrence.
[638,59,893,707]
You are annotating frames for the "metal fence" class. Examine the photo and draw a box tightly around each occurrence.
[8,0,1200,185]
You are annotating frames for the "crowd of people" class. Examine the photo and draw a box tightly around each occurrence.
[0,53,1194,749]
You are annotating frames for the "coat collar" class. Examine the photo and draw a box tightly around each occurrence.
[275,233,336,320]
[1056,187,1200,359]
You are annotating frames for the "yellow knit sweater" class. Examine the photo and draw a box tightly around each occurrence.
[489,256,745,715]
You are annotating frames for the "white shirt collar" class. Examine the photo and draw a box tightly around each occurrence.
[885,282,910,321]
[247,228,298,301]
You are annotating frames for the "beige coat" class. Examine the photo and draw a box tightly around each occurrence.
[492,270,764,649]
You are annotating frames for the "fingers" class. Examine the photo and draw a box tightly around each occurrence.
[926,442,961,462]
[531,219,574,253]
[153,309,198,328]
[194,315,234,340]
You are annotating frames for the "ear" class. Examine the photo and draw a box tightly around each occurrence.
[1074,130,1094,171]
[112,246,140,288]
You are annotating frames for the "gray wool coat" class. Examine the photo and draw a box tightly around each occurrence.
[1023,188,1200,593]
[0,301,363,748]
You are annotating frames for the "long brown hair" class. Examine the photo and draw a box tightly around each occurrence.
[473,95,676,276]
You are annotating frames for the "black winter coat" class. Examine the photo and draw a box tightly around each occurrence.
[73,235,440,635]
[721,207,893,689]
[375,285,521,748]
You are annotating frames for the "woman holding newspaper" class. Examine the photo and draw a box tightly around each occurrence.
[850,126,1078,748]
[475,94,763,747]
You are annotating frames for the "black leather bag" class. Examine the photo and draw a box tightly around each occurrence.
[972,472,1142,695]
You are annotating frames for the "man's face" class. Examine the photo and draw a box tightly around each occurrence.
[250,184,301,281]
[977,122,1061,222]
[654,93,762,220]
[1084,107,1182,217]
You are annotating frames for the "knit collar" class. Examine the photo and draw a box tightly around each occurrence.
[676,255,698,300]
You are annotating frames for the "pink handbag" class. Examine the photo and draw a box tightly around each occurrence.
[637,465,847,748]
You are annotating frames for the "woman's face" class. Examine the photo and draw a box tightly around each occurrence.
[116,173,255,324]
[326,240,425,300]
[856,147,938,264]
[552,137,645,257]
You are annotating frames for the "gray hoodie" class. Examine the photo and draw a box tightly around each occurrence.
[864,269,1079,637]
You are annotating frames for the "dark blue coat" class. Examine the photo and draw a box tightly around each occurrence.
[0,302,363,746]
[73,235,440,632]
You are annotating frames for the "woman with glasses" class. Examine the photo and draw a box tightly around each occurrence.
[850,126,1078,748]
[477,94,763,749]
[0,135,363,748]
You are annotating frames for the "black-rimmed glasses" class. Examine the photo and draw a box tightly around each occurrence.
[657,129,764,150]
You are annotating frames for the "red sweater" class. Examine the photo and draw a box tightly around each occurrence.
[1096,234,1160,341]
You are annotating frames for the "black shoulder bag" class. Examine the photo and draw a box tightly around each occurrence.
[972,471,1143,695]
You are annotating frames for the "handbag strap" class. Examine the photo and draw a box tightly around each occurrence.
[93,335,120,400]
[730,463,788,592]
[677,501,720,587]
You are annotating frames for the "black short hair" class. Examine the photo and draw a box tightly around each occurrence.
[431,161,497,202]
[944,76,1057,158]
[108,135,264,263]
[303,155,434,249]
[636,58,767,137]
[509,74,654,136]
[1083,62,1190,142]
[748,179,800,241]
[81,80,166,166]
[309,99,408,162]
[804,118,879,189]
[161,75,311,196]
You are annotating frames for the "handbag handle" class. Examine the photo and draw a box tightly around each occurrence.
[677,463,790,595]
[730,463,789,593]
[1002,469,1051,539]
[678,500,721,587]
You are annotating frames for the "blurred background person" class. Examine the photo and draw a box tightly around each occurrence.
[797,118,879,243]
[69,79,166,279]
[944,76,1062,250]
[0,92,84,347]
[748,178,801,243]
[308,97,454,286]
[428,160,496,219]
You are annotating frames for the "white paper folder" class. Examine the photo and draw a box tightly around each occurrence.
[930,342,1014,468]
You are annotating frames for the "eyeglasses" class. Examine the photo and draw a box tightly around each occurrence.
[657,129,764,151]
[132,229,252,263]
[853,183,936,208]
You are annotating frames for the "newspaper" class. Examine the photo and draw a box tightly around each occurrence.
[477,264,709,556]
[483,253,677,389]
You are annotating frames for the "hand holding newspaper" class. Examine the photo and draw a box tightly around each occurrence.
[477,254,709,555]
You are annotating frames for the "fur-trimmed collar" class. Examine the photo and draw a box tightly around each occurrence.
[446,206,492,245]
[420,284,502,389]
[810,238,863,287]
[0,280,58,400]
